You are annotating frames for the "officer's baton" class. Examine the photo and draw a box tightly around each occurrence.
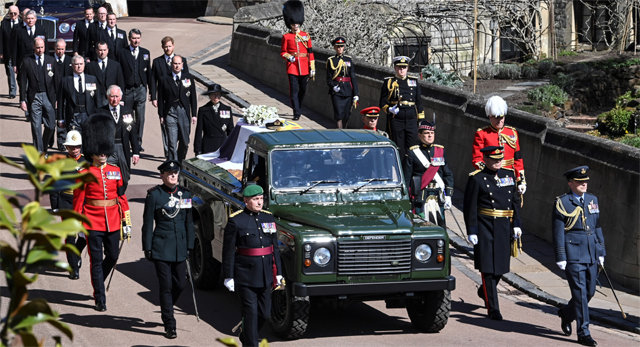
[106,238,125,292]
[600,264,627,319]
[185,258,200,322]
[446,209,472,246]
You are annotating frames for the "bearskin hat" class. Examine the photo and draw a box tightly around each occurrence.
[82,113,115,158]
[283,0,304,28]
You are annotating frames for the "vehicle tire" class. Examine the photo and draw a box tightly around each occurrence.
[271,281,310,339]
[190,221,221,289]
[406,289,451,333]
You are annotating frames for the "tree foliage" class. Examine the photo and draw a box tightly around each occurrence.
[0,146,94,346]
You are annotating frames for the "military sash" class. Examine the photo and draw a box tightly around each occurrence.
[412,146,445,192]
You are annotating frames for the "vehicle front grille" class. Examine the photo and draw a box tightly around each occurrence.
[37,18,57,40]
[337,239,412,275]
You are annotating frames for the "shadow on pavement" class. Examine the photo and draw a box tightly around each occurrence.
[59,312,165,336]
[27,288,94,310]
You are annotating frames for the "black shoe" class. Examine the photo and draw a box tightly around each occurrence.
[578,335,597,346]
[77,259,82,270]
[68,271,79,280]
[94,301,106,312]
[558,309,572,336]
[8,95,15,99]
[488,310,503,321]
[477,286,485,300]
[293,115,300,121]
[164,328,177,339]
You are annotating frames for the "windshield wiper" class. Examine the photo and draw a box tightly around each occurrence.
[300,180,339,195]
[352,178,390,193]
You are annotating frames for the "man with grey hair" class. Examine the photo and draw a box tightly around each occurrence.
[52,39,74,150]
[118,28,151,151]
[12,10,45,77]
[1,5,21,98]
[101,84,140,193]
[57,55,102,134]
[19,37,57,153]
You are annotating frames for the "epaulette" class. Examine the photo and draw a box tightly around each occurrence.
[147,185,161,194]
[469,169,482,176]
[229,210,242,218]
[433,144,444,148]
[505,125,518,132]
[476,126,490,132]
[262,210,272,215]
[409,145,419,150]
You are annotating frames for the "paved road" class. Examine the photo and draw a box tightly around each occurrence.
[0,18,638,347]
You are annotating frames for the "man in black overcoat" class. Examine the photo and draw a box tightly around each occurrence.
[72,7,94,59]
[194,84,233,155]
[86,41,124,108]
[57,55,103,134]
[1,5,21,98]
[463,146,522,321]
[223,184,283,347]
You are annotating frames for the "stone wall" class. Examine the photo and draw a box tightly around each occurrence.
[229,23,640,290]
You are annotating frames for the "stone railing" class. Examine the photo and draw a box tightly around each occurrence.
[229,23,640,290]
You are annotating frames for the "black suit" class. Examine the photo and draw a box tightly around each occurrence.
[1,18,20,97]
[51,54,74,149]
[72,19,93,58]
[19,54,57,152]
[101,105,140,194]
[194,101,233,154]
[87,21,107,61]
[99,26,128,62]
[86,58,125,108]
[158,72,197,162]
[118,45,152,146]
[12,24,46,70]
[151,54,189,157]
[223,208,282,346]
[57,73,103,133]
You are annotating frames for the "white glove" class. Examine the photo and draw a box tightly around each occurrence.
[224,278,235,292]
[443,196,452,210]
[288,56,295,62]
[276,275,283,285]
[513,227,522,238]
[122,225,132,240]
[389,105,399,115]
[518,183,527,195]
[468,234,478,245]
[310,70,316,78]
[333,85,340,93]
[353,96,359,102]
[598,256,604,265]
[556,261,567,270]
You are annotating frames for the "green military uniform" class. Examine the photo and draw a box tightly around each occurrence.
[141,160,195,339]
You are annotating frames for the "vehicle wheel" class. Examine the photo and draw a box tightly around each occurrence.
[190,221,221,289]
[406,289,451,333]
[271,281,310,339]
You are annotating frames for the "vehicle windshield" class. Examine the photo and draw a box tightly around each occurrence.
[18,0,89,8]
[271,146,402,190]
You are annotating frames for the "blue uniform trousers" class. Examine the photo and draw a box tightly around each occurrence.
[560,262,598,337]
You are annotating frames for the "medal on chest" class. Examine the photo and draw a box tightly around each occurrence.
[588,200,599,214]
[495,175,514,187]
[105,171,121,180]
[407,79,417,87]
[261,222,277,234]
[220,110,231,118]
[431,156,445,166]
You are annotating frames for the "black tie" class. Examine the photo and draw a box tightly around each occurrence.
[78,76,83,93]
[58,58,62,64]
[110,29,114,41]
[579,197,584,205]
[101,61,105,72]
[112,108,118,121]
[28,27,32,37]
[175,75,180,86]
[36,55,40,67]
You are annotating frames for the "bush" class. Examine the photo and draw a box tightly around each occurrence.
[558,50,578,57]
[521,66,539,79]
[551,72,576,94]
[421,65,463,88]
[537,59,555,76]
[619,135,640,148]
[476,64,497,79]
[527,85,569,109]
[495,64,521,79]
[598,107,633,136]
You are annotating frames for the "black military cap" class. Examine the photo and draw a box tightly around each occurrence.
[202,83,228,96]
[480,146,504,159]
[332,36,346,46]
[158,160,181,173]
[418,120,436,132]
[564,165,589,181]
[392,56,411,67]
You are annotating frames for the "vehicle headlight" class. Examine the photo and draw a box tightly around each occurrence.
[313,247,331,266]
[415,244,432,263]
[59,23,70,34]
[71,23,76,32]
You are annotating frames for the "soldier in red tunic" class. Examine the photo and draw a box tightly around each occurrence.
[280,0,314,121]
[73,114,132,312]
[471,95,527,196]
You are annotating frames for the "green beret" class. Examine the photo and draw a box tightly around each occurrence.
[243,184,264,197]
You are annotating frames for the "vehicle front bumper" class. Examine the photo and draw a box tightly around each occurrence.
[292,276,456,297]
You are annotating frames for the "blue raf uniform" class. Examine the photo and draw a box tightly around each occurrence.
[141,160,195,339]
[553,166,605,347]
[223,185,282,347]
[463,146,521,321]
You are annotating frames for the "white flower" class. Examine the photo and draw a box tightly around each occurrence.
[242,104,280,126]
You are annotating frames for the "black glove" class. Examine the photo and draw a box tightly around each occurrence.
[144,250,152,260]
